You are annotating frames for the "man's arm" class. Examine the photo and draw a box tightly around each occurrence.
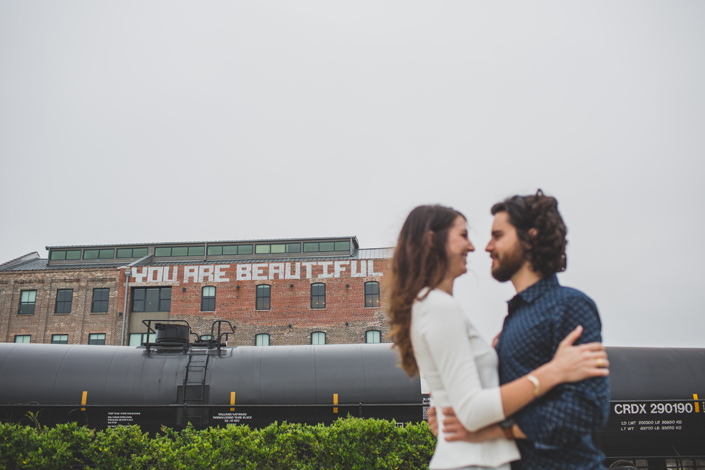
[512,296,610,447]
[427,406,438,437]
[438,407,506,442]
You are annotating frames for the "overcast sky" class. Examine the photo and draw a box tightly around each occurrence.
[1,1,703,348]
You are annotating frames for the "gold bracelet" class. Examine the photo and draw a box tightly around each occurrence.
[527,374,541,397]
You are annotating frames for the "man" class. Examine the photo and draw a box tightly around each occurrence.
[429,190,610,470]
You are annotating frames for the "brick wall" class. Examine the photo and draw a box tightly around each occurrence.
[0,268,122,345]
[0,258,391,346]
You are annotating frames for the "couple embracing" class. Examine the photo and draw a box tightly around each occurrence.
[386,191,610,470]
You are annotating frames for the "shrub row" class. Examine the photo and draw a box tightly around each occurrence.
[0,417,435,470]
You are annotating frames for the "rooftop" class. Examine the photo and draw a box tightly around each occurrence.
[0,238,394,272]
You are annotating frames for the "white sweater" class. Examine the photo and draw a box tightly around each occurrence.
[411,288,521,469]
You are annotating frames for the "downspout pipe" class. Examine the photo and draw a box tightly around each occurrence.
[120,269,131,346]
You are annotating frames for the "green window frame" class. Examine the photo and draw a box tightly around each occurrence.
[83,249,114,260]
[311,283,326,309]
[132,287,171,312]
[55,289,73,314]
[154,247,171,257]
[311,332,326,345]
[256,285,271,310]
[91,288,110,313]
[88,333,106,345]
[128,333,155,346]
[19,290,36,314]
[50,250,81,260]
[208,245,254,256]
[188,246,205,256]
[155,246,204,257]
[302,241,348,253]
[51,334,69,344]
[201,286,216,311]
[366,330,381,343]
[319,242,335,252]
[256,243,301,255]
[116,247,149,259]
[255,334,270,346]
[171,247,188,256]
[364,282,380,308]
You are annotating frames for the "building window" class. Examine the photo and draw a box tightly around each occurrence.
[132,287,171,312]
[255,334,270,346]
[128,333,155,346]
[311,332,326,345]
[14,335,31,344]
[88,333,106,345]
[207,244,254,256]
[188,246,205,256]
[51,334,69,344]
[50,250,81,260]
[365,282,380,307]
[233,245,253,255]
[303,241,349,253]
[55,289,73,314]
[311,283,326,309]
[83,249,114,260]
[256,285,271,310]
[201,286,216,311]
[255,243,301,254]
[91,288,110,313]
[208,245,224,256]
[116,247,149,259]
[18,290,37,314]
[154,246,204,257]
[366,330,381,343]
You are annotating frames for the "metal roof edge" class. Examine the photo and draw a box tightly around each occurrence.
[0,252,42,271]
[45,236,359,250]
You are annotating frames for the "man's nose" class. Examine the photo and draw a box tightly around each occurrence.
[485,240,494,252]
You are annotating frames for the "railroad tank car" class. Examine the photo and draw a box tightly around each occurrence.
[0,322,703,470]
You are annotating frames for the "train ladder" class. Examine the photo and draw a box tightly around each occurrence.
[182,348,211,427]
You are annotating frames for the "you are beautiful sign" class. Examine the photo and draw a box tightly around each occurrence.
[128,260,384,284]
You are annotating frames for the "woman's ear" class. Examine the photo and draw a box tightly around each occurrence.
[426,231,435,248]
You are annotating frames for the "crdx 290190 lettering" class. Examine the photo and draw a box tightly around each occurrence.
[613,402,694,415]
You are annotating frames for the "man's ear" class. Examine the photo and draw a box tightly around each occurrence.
[523,228,538,251]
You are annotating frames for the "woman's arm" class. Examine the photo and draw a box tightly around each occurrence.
[422,295,608,433]
[420,295,508,431]
[435,326,609,442]
[496,325,609,419]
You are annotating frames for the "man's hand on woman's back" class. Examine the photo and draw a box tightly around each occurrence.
[427,406,504,442]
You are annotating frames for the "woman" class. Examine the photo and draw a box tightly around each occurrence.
[386,205,609,470]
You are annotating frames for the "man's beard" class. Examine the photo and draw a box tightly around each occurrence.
[491,242,525,282]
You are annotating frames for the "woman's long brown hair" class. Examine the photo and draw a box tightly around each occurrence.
[384,205,465,377]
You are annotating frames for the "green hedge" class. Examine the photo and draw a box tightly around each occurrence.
[0,417,435,470]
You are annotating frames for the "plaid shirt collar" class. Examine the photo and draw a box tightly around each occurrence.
[507,274,560,315]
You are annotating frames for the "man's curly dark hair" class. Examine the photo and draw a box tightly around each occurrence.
[491,189,567,278]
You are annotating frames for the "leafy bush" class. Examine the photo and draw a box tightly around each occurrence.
[0,417,435,470]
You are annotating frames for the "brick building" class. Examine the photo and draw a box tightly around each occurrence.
[0,237,392,347]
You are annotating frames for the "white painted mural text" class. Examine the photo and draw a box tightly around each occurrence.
[130,260,383,284]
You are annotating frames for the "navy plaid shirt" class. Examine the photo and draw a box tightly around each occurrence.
[496,275,610,470]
